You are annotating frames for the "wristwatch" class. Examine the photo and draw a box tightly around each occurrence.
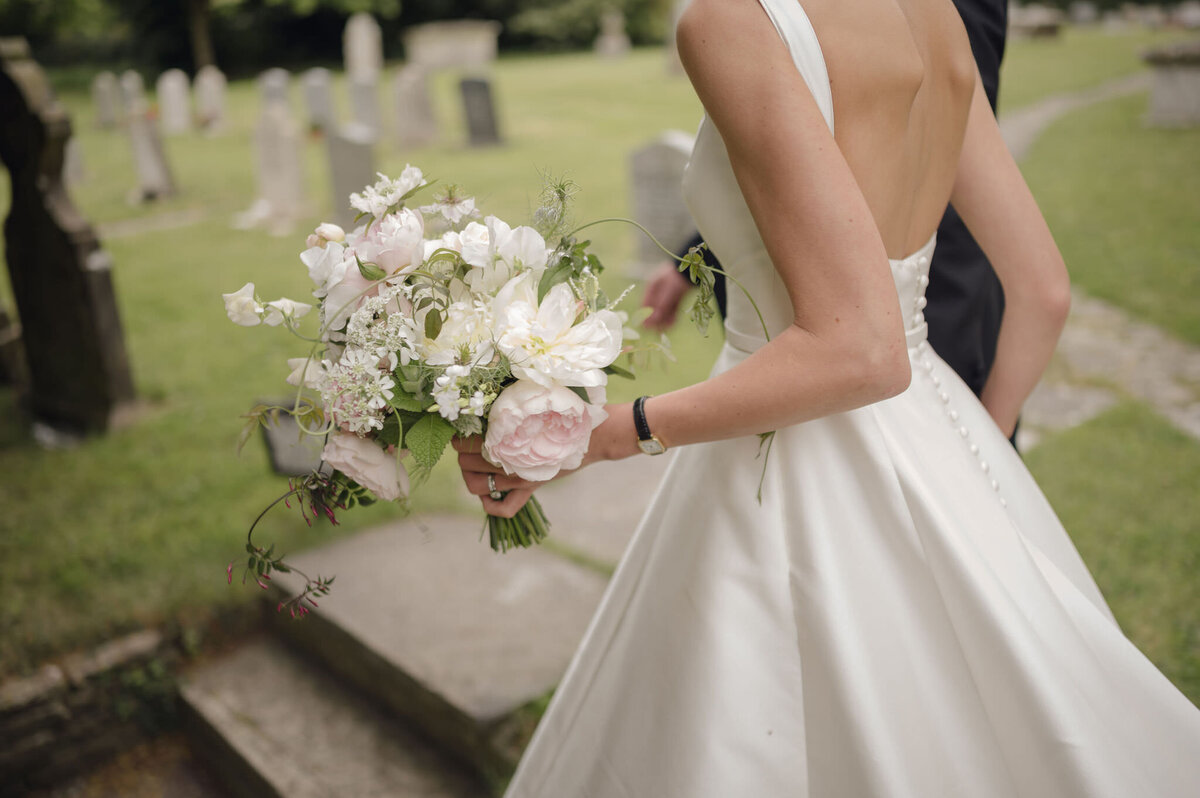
[633,396,667,455]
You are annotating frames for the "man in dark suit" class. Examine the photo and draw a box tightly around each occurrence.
[643,0,1012,415]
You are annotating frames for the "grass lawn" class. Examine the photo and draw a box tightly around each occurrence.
[998,26,1189,112]
[1025,403,1200,705]
[0,30,1195,676]
[1022,92,1200,345]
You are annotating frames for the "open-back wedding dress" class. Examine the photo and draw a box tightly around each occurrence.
[504,1,1200,794]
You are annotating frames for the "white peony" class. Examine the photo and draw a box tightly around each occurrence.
[417,299,495,367]
[353,207,425,277]
[223,282,263,326]
[493,274,624,388]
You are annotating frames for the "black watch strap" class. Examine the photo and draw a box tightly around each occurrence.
[633,395,653,441]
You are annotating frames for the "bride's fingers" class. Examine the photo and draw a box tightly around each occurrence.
[461,470,536,496]
[451,436,484,455]
[457,451,502,474]
[481,487,534,519]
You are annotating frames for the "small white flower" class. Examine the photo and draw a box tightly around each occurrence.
[222,282,263,326]
[349,168,427,219]
[421,194,478,225]
[306,222,346,248]
[468,390,488,417]
[263,298,313,327]
[285,357,328,390]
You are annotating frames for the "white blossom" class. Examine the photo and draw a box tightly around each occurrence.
[223,282,263,326]
[263,298,313,327]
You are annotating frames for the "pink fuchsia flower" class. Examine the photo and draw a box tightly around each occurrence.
[321,431,410,501]
[483,380,607,482]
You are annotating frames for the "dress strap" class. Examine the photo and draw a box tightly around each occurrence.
[755,0,835,134]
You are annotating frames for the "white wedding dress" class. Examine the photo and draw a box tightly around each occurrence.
[504,1,1200,795]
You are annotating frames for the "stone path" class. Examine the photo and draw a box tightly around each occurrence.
[994,73,1200,448]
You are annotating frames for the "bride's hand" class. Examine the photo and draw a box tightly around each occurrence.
[452,436,543,518]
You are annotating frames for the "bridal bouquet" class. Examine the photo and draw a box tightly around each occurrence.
[223,167,651,614]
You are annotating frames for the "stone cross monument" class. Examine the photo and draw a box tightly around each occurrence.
[0,39,136,433]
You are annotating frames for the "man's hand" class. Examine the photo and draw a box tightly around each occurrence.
[641,260,694,331]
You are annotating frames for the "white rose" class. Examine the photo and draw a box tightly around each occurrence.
[354,208,425,276]
[484,381,607,481]
[321,431,409,501]
[222,282,263,326]
[459,220,492,269]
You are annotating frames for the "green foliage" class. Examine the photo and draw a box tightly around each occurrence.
[1025,403,1200,705]
[404,413,456,470]
[507,0,669,49]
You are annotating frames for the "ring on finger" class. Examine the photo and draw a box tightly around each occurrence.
[487,473,504,501]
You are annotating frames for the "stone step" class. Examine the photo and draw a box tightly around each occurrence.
[179,638,484,798]
[264,513,613,791]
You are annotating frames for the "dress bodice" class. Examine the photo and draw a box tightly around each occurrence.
[681,0,932,355]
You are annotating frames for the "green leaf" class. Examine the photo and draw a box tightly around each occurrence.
[404,413,456,470]
[537,261,574,303]
[357,255,387,282]
[377,413,402,448]
[603,362,635,380]
[567,385,591,403]
[424,311,443,341]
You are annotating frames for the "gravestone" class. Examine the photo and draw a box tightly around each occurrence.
[194,64,226,132]
[63,136,84,186]
[234,103,306,236]
[155,69,191,134]
[1009,5,1064,38]
[666,0,690,74]
[403,20,501,71]
[629,130,696,277]
[301,67,336,132]
[1068,2,1099,25]
[119,69,145,115]
[125,97,176,201]
[91,71,119,128]
[344,12,384,82]
[459,77,501,147]
[594,10,631,58]
[259,68,291,109]
[0,38,136,433]
[327,124,376,229]
[1178,2,1200,29]
[393,65,438,149]
[348,77,381,139]
[1143,40,1200,127]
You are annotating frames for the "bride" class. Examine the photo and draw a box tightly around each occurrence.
[456,0,1200,794]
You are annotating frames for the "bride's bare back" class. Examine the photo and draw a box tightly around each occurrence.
[806,0,977,257]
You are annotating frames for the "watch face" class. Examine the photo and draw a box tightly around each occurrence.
[638,437,666,455]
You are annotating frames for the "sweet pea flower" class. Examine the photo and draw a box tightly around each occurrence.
[285,357,328,390]
[321,431,410,501]
[223,282,263,326]
[306,222,346,248]
[301,241,349,299]
[263,298,313,327]
[483,380,607,481]
[493,274,624,388]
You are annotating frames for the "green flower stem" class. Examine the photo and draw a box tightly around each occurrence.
[486,496,550,553]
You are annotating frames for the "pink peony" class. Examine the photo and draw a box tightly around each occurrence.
[483,381,607,482]
[353,207,425,276]
[321,431,409,501]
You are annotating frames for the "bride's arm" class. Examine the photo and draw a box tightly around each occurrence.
[461,0,911,517]
[950,77,1072,437]
[587,0,910,456]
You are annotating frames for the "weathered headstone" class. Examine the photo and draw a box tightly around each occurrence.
[403,20,501,71]
[1178,2,1200,29]
[301,67,336,132]
[234,103,306,236]
[348,77,381,139]
[629,130,696,277]
[155,69,191,134]
[344,12,384,82]
[594,10,631,58]
[194,64,226,132]
[459,77,501,147]
[63,136,84,186]
[1009,5,1064,39]
[0,38,136,433]
[327,124,376,229]
[91,71,120,128]
[119,69,145,116]
[259,68,291,109]
[126,97,176,201]
[1143,40,1200,128]
[393,65,438,149]
[1068,2,1099,25]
